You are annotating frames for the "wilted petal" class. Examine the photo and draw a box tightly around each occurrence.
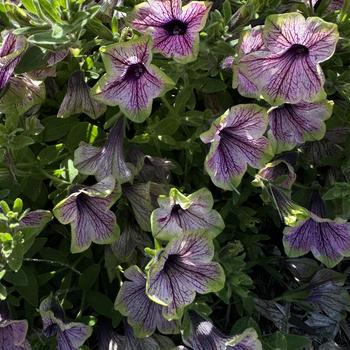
[200,104,270,190]
[58,71,106,119]
[268,101,333,147]
[130,0,211,63]
[115,265,178,337]
[53,177,120,253]
[0,75,45,117]
[74,117,133,183]
[92,36,174,122]
[147,233,225,319]
[151,187,224,241]
[0,32,27,89]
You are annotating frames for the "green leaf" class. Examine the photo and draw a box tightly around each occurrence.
[0,282,7,300]
[4,269,28,286]
[16,267,38,305]
[79,264,100,290]
[285,334,311,350]
[66,122,101,149]
[262,332,288,350]
[42,116,78,142]
[87,291,115,318]
[37,144,64,164]
[198,78,227,93]
[10,135,34,150]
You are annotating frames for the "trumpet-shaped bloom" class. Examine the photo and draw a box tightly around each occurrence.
[268,101,333,148]
[232,26,264,98]
[39,296,92,350]
[200,104,271,190]
[58,71,106,119]
[53,177,120,253]
[130,0,211,63]
[115,265,178,337]
[146,233,225,319]
[240,13,339,105]
[0,303,31,350]
[184,312,262,350]
[0,32,26,89]
[283,192,350,268]
[151,188,224,241]
[74,117,133,183]
[92,36,174,122]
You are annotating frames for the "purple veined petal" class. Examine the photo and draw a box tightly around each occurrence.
[0,32,27,89]
[47,49,69,66]
[18,209,52,237]
[74,117,133,183]
[97,325,124,350]
[153,334,176,349]
[130,0,211,63]
[57,71,106,119]
[56,322,92,350]
[0,75,46,117]
[151,187,224,241]
[268,100,333,148]
[221,56,234,71]
[122,322,160,350]
[146,233,225,320]
[115,265,179,337]
[123,182,168,231]
[200,104,271,191]
[0,320,29,348]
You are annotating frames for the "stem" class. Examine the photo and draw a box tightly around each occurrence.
[39,169,71,186]
[23,258,81,275]
[160,96,177,118]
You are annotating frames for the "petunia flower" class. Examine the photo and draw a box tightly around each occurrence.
[92,36,174,123]
[151,187,224,241]
[200,104,271,191]
[115,265,179,337]
[146,232,225,320]
[129,0,211,63]
[0,32,27,89]
[0,302,31,350]
[39,295,92,350]
[53,177,120,253]
[268,100,333,149]
[232,26,264,98]
[74,117,133,183]
[183,312,262,350]
[58,71,106,119]
[308,0,343,12]
[240,13,339,105]
[283,191,350,268]
[220,56,234,71]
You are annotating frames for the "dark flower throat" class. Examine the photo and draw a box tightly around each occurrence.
[163,19,188,36]
[125,63,146,81]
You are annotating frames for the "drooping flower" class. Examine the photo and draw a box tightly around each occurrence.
[146,232,225,319]
[129,0,211,63]
[0,302,31,350]
[240,13,339,105]
[283,191,350,268]
[0,32,27,89]
[92,36,174,122]
[151,188,224,241]
[74,117,133,184]
[115,265,179,337]
[39,295,92,350]
[53,177,120,253]
[183,312,262,350]
[58,71,106,119]
[268,100,333,149]
[232,26,264,98]
[200,104,271,191]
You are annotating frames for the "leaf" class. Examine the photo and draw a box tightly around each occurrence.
[285,334,311,350]
[4,269,28,286]
[66,122,101,149]
[0,282,7,300]
[87,291,115,318]
[11,135,34,150]
[16,267,38,305]
[198,78,227,93]
[79,264,100,290]
[42,116,78,142]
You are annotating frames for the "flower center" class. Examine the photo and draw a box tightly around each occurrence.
[163,19,188,36]
[288,44,309,56]
[125,63,146,81]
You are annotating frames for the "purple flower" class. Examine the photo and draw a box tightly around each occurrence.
[0,32,27,89]
[18,209,52,237]
[58,71,106,119]
[0,302,31,350]
[39,296,92,350]
[200,104,271,190]
[74,117,133,184]
[232,26,264,98]
[240,13,339,105]
[268,100,333,149]
[47,49,69,66]
[221,56,234,71]
[92,36,174,123]
[53,177,120,253]
[283,191,350,268]
[183,312,262,350]
[151,188,224,241]
[115,265,179,337]
[146,232,225,319]
[308,0,343,12]
[130,0,211,63]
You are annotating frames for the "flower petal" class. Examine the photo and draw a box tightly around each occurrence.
[57,322,92,350]
[115,265,178,337]
[268,100,333,147]
[58,71,106,119]
[19,210,52,236]
[74,118,133,183]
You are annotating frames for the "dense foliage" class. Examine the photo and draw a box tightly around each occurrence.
[0,0,350,349]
